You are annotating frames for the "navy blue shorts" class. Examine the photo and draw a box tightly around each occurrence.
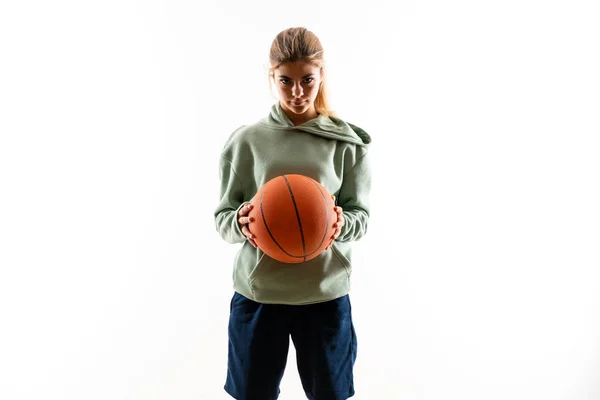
[224,292,358,400]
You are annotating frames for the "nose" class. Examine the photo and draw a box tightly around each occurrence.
[292,83,303,97]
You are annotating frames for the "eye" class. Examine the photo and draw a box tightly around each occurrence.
[278,78,314,85]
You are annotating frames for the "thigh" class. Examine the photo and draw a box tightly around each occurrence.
[225,292,290,400]
[290,295,358,400]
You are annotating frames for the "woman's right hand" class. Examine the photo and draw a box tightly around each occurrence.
[238,203,258,248]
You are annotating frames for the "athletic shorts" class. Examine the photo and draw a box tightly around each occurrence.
[224,291,358,400]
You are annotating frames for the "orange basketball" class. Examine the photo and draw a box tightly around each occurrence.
[247,174,337,263]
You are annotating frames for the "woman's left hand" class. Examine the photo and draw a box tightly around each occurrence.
[326,196,344,250]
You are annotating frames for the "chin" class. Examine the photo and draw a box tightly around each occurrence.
[289,103,309,113]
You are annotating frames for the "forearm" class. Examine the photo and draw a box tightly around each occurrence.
[337,208,369,242]
[214,202,247,244]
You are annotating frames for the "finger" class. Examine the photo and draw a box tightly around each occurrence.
[249,239,258,248]
[238,216,254,225]
[239,203,253,216]
[330,235,338,243]
[332,228,341,239]
[241,225,254,239]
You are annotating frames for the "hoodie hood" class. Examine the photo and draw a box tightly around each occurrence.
[258,102,371,147]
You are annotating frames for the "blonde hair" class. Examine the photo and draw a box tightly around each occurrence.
[268,27,337,119]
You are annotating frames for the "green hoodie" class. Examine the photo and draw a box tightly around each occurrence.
[214,101,372,305]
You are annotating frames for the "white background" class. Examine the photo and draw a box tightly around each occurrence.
[1,0,599,399]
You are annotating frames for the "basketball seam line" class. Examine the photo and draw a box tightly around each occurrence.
[259,183,305,260]
[283,175,307,262]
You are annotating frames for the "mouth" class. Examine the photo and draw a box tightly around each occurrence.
[292,100,305,106]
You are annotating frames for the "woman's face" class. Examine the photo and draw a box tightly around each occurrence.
[272,60,323,123]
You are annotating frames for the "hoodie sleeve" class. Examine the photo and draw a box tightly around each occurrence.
[214,155,249,244]
[336,150,371,242]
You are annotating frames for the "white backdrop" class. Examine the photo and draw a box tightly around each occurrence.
[1,0,599,399]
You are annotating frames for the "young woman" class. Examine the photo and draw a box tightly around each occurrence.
[214,26,372,400]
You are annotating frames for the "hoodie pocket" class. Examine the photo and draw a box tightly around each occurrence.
[247,245,351,304]
[248,250,267,283]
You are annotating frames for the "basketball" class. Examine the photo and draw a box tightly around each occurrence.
[247,174,337,263]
